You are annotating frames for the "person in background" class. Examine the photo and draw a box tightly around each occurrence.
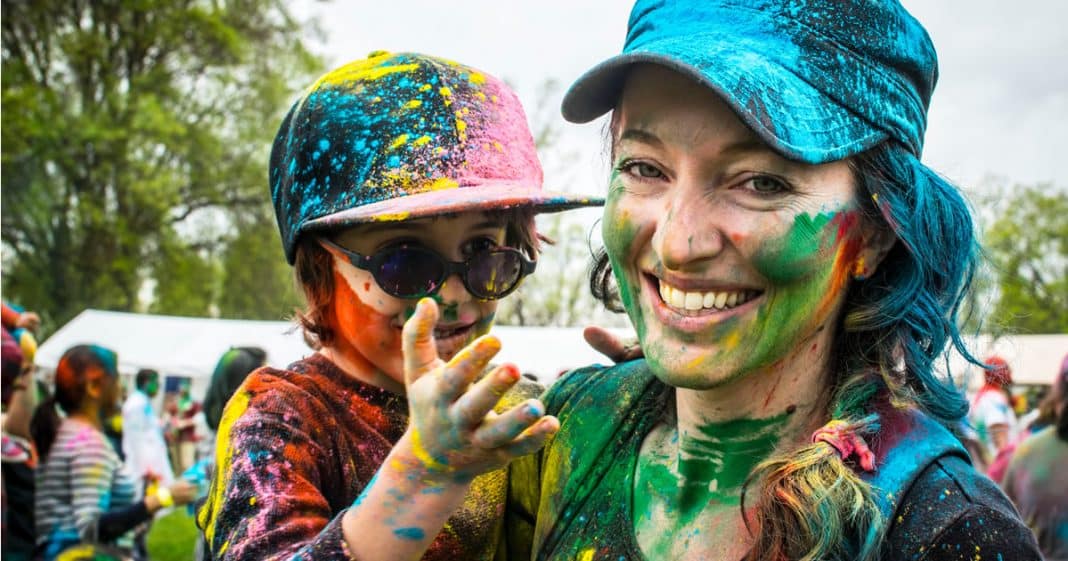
[120,368,175,561]
[2,327,37,560]
[1002,354,1068,561]
[970,355,1019,479]
[121,369,174,492]
[187,347,267,561]
[31,345,196,560]
[173,380,201,473]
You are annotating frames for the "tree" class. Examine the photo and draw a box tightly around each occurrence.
[979,183,1068,335]
[216,209,301,321]
[1,0,322,332]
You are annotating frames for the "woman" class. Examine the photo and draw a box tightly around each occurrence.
[345,1,1043,560]
[31,345,195,560]
[194,51,600,560]
[1002,354,1068,560]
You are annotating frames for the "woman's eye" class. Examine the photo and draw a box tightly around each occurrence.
[747,175,789,194]
[622,161,664,179]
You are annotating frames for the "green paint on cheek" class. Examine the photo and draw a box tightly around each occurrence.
[754,211,834,283]
[603,169,645,340]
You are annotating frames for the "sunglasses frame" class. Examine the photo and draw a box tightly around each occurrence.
[318,238,536,300]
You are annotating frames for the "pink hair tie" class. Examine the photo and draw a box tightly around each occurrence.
[811,420,877,472]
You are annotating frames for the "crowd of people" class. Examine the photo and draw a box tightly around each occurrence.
[2,1,1067,560]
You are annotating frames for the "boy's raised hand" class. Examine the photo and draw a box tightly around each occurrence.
[401,298,558,480]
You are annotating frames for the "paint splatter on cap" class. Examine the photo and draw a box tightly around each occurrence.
[562,0,937,165]
[271,51,603,264]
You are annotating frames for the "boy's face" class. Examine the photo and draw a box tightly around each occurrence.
[326,212,509,386]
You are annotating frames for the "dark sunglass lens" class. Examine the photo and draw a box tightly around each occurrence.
[376,248,445,297]
[467,251,523,298]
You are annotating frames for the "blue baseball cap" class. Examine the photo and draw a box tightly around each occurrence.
[562,0,938,164]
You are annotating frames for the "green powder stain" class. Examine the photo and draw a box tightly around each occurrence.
[440,302,459,323]
[753,211,834,283]
[603,166,646,342]
[634,413,790,556]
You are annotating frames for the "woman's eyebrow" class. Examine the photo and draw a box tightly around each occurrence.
[618,127,663,147]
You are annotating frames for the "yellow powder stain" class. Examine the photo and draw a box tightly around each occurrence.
[198,389,252,547]
[434,147,446,155]
[493,141,503,152]
[372,96,382,103]
[429,177,459,190]
[578,549,595,561]
[413,135,432,147]
[249,497,256,506]
[405,99,423,109]
[419,83,432,92]
[389,134,410,150]
[469,72,486,85]
[872,193,879,203]
[439,86,452,97]
[312,60,419,90]
[491,95,499,103]
[475,91,487,101]
[370,211,412,222]
[456,119,467,133]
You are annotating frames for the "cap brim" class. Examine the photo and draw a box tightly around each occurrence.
[302,183,603,233]
[561,37,886,164]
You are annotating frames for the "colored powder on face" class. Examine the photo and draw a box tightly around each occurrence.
[330,267,404,373]
[724,209,864,376]
[603,168,646,340]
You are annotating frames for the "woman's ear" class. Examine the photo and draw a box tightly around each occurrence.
[85,377,104,401]
[853,226,896,280]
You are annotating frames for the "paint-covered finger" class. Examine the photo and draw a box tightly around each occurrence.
[584,325,631,363]
[498,416,560,458]
[449,363,520,427]
[402,298,441,385]
[469,399,547,449]
[439,335,502,398]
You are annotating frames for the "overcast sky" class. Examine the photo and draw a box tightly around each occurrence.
[292,0,1068,197]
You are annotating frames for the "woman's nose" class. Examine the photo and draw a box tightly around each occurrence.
[653,182,726,270]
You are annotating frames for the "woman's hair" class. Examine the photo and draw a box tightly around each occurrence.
[293,208,541,348]
[30,344,118,459]
[203,347,266,431]
[591,140,981,560]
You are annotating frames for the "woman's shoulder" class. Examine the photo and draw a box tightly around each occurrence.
[542,359,657,417]
[884,453,1041,560]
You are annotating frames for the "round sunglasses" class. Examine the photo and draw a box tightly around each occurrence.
[319,238,536,300]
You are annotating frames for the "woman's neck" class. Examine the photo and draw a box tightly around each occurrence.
[670,335,836,492]
[68,406,104,430]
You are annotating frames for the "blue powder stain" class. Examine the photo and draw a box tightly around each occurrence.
[393,527,425,540]
[318,138,330,151]
[312,150,321,161]
[387,155,401,168]
[248,450,270,463]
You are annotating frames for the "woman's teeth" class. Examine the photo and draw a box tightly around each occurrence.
[658,282,758,312]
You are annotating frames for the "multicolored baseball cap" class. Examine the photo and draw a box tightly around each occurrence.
[562,0,938,165]
[271,51,603,264]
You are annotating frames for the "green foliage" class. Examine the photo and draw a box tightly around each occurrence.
[980,184,1068,335]
[217,210,302,320]
[1,0,322,331]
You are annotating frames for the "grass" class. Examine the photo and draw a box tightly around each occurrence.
[146,508,199,561]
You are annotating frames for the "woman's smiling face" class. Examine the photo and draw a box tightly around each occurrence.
[324,213,506,385]
[605,65,885,390]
